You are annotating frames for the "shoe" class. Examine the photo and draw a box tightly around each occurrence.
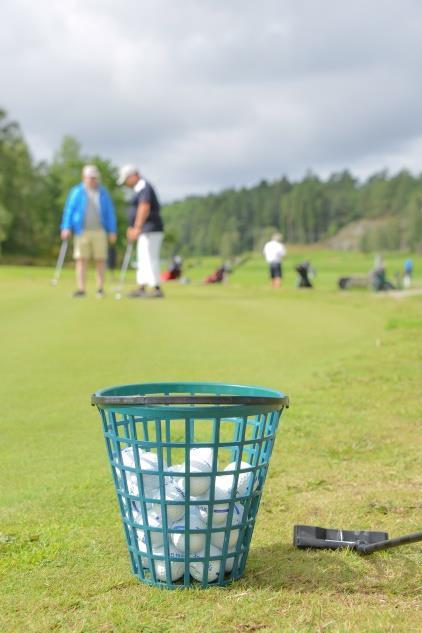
[73,290,86,298]
[127,288,147,298]
[149,288,165,298]
[96,288,105,298]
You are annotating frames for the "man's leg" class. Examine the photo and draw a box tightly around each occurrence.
[127,235,147,297]
[91,230,108,296]
[75,258,88,293]
[135,234,148,293]
[95,259,106,293]
[73,233,88,296]
[146,232,164,296]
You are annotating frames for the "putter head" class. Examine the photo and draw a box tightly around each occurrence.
[50,279,58,287]
[293,525,389,551]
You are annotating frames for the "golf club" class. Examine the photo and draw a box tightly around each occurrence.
[50,240,68,286]
[114,242,134,300]
[293,524,422,554]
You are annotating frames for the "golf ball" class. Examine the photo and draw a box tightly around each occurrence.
[218,461,258,498]
[189,545,222,583]
[150,481,185,523]
[210,503,244,549]
[223,548,237,573]
[197,481,232,526]
[170,507,206,554]
[121,448,160,495]
[174,448,213,497]
[190,447,214,466]
[141,544,185,582]
[134,509,164,547]
[176,461,211,497]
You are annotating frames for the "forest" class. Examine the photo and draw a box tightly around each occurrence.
[1,108,421,260]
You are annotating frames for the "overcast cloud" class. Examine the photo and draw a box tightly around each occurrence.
[2,0,422,200]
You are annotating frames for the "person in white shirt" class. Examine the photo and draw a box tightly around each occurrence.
[263,233,286,288]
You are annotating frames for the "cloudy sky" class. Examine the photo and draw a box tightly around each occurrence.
[2,0,422,200]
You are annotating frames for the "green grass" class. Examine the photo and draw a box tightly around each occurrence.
[0,250,421,633]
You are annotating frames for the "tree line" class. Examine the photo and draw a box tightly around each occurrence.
[1,108,421,260]
[163,170,422,256]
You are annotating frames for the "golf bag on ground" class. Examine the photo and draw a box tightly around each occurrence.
[371,269,395,292]
[295,262,313,288]
[338,276,368,290]
[204,264,230,284]
[161,256,183,282]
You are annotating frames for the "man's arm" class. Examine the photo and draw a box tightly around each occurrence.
[127,201,150,242]
[103,189,117,243]
[60,187,77,239]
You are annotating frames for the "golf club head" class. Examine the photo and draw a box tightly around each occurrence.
[293,525,389,550]
[50,278,58,287]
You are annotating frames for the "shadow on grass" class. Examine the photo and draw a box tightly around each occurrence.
[242,542,420,593]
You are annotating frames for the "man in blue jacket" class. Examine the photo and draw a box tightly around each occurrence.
[60,165,117,297]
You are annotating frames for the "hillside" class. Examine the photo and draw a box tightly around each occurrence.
[326,217,393,251]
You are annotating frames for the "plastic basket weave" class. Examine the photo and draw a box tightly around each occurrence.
[92,382,289,589]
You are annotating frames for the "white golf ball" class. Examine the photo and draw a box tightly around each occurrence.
[197,481,232,526]
[170,507,206,554]
[121,448,160,495]
[150,481,185,523]
[176,461,211,497]
[218,461,258,498]
[134,509,164,547]
[190,447,214,466]
[175,448,213,497]
[189,545,222,583]
[141,544,185,582]
[115,292,122,300]
[223,547,237,573]
[210,503,244,549]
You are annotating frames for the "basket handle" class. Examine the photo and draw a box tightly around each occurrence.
[91,393,289,407]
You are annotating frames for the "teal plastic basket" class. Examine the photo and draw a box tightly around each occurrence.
[92,382,289,589]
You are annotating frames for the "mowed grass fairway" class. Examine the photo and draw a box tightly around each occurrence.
[1,250,421,633]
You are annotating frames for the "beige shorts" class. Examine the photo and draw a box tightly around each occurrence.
[73,230,108,261]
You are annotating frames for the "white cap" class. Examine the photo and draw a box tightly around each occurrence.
[117,164,139,185]
[82,164,100,179]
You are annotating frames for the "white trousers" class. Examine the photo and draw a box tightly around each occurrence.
[136,232,163,287]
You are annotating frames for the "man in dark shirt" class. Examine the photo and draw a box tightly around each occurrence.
[117,164,165,298]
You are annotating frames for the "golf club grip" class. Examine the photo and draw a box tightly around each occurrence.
[358,531,422,554]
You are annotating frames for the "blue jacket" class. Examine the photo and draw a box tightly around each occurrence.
[60,183,117,235]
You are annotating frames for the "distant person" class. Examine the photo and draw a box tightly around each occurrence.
[117,164,164,298]
[403,258,413,289]
[263,233,286,288]
[60,165,117,297]
[373,254,384,271]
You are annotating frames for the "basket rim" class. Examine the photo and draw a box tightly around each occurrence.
[92,394,289,407]
[91,381,289,409]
